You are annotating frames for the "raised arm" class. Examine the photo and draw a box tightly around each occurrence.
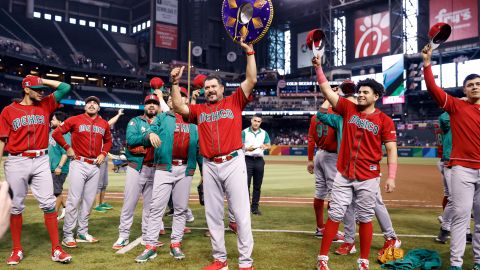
[41,78,71,102]
[312,56,339,108]
[421,44,451,110]
[108,109,124,127]
[239,39,257,98]
[171,66,190,118]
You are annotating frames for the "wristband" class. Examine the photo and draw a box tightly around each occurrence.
[387,163,398,180]
[315,66,328,84]
[246,50,255,56]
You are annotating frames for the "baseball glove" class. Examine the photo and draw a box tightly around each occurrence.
[378,247,405,264]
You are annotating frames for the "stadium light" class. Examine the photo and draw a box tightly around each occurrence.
[133,26,137,33]
[69,18,77,24]
[55,15,62,22]
[88,21,95,27]
[147,20,151,27]
[142,22,146,30]
[111,25,118,32]
[33,12,41,18]
[79,19,86,26]
[44,13,52,20]
[102,24,109,31]
[46,73,60,78]
[120,27,126,34]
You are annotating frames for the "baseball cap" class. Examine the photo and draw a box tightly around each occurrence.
[192,74,207,89]
[150,77,164,89]
[179,87,188,97]
[22,75,49,90]
[85,96,100,105]
[340,80,356,96]
[144,94,160,104]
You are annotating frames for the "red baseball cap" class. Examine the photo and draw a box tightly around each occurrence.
[144,94,160,104]
[150,77,164,89]
[306,29,325,50]
[22,75,49,90]
[340,80,356,95]
[179,87,188,97]
[428,22,451,44]
[192,74,207,89]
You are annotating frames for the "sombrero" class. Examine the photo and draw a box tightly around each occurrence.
[222,0,274,44]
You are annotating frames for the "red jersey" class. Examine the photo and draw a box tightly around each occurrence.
[433,122,443,158]
[172,113,191,160]
[0,94,58,154]
[334,97,397,180]
[424,65,480,169]
[307,114,337,161]
[52,113,112,158]
[188,87,253,159]
[143,118,155,163]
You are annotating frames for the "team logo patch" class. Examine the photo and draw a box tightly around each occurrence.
[141,126,146,132]
[369,165,378,171]
[129,121,135,126]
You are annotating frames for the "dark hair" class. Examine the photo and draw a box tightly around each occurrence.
[463,74,480,87]
[205,74,223,87]
[52,111,66,122]
[252,114,262,119]
[355,78,384,98]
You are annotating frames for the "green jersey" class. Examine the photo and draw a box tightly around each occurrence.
[48,130,71,173]
[439,112,451,161]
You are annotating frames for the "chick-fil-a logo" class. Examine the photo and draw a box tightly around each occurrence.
[354,11,390,59]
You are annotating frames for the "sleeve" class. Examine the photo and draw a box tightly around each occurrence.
[59,133,71,155]
[263,131,271,144]
[159,98,170,112]
[307,116,317,161]
[101,122,113,155]
[316,111,342,129]
[439,113,450,134]
[0,109,11,139]
[187,104,200,124]
[126,118,145,147]
[332,97,355,117]
[52,82,71,102]
[143,115,161,146]
[40,94,60,115]
[242,130,246,144]
[231,87,254,110]
[381,116,397,143]
[196,150,203,175]
[424,65,458,113]
[52,118,74,150]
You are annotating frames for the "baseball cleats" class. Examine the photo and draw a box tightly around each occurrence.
[472,263,480,270]
[112,238,129,250]
[467,233,473,244]
[203,259,228,270]
[186,209,195,223]
[51,247,72,263]
[204,230,212,237]
[239,266,254,270]
[57,207,66,221]
[333,231,345,243]
[315,227,324,238]
[93,205,107,213]
[169,242,185,260]
[229,222,238,234]
[184,227,192,234]
[76,233,99,243]
[62,238,77,248]
[435,228,449,244]
[159,229,166,235]
[100,202,113,210]
[166,208,174,216]
[437,215,443,224]
[141,240,164,247]
[135,245,157,263]
[6,249,23,265]
[377,238,401,256]
[316,255,329,270]
[251,209,262,215]
[357,258,369,270]
[335,242,356,255]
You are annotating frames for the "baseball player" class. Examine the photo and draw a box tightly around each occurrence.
[433,120,446,223]
[312,56,398,270]
[422,44,480,270]
[48,111,71,220]
[94,108,124,213]
[316,83,401,257]
[135,86,200,263]
[112,95,162,250]
[171,37,257,270]
[0,75,72,265]
[52,96,112,247]
[306,92,343,241]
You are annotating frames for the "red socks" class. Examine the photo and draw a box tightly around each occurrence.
[313,198,325,229]
[44,212,60,251]
[359,222,373,259]
[319,219,340,255]
[10,214,23,250]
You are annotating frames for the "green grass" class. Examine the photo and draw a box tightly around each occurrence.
[0,157,473,269]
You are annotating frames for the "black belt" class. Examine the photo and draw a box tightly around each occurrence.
[245,155,263,160]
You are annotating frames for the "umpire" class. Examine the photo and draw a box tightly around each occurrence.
[242,114,271,215]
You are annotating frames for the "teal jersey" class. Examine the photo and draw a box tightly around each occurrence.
[48,130,71,173]
[316,111,344,153]
[438,112,452,161]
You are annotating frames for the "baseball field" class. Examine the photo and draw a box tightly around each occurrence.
[0,156,474,269]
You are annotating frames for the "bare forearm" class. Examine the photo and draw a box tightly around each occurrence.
[171,84,189,117]
[41,78,62,89]
[108,114,121,126]
[58,154,68,167]
[240,53,257,98]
